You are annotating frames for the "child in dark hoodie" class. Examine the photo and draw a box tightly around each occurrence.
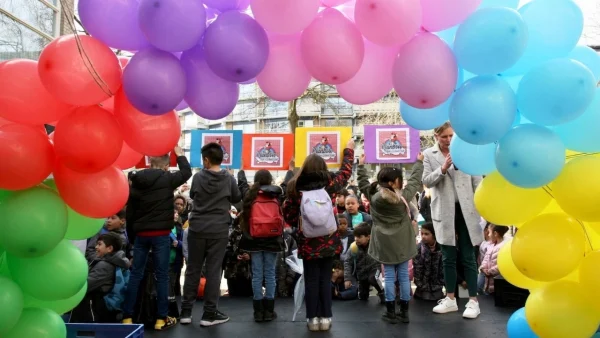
[344,223,384,303]
[70,233,130,323]
[86,208,129,262]
[122,147,191,331]
[180,142,242,327]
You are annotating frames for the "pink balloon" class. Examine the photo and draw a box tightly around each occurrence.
[251,0,320,35]
[321,0,351,6]
[257,34,311,102]
[337,0,356,21]
[392,33,457,109]
[301,8,364,85]
[421,0,481,32]
[354,0,422,46]
[113,141,143,170]
[337,41,396,105]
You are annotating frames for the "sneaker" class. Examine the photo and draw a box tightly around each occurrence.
[122,318,133,324]
[307,317,320,332]
[319,317,332,331]
[180,309,193,325]
[154,316,177,330]
[433,297,459,314]
[463,299,481,319]
[200,310,230,327]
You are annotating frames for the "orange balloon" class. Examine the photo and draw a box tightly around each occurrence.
[54,162,128,218]
[0,124,54,190]
[0,59,73,124]
[38,35,122,106]
[113,88,181,156]
[113,141,143,170]
[54,106,123,174]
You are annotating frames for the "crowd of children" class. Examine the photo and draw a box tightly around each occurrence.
[65,128,518,333]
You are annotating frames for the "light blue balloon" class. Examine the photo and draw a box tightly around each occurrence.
[568,45,600,82]
[554,88,600,152]
[496,124,565,188]
[479,0,519,9]
[400,97,450,131]
[450,75,517,145]
[504,75,521,92]
[449,135,497,176]
[454,8,528,75]
[507,308,539,338]
[502,0,584,76]
[435,25,458,46]
[517,58,596,126]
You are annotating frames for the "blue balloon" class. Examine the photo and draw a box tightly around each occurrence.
[554,88,600,152]
[507,308,539,338]
[479,0,519,9]
[568,45,600,82]
[517,58,596,126]
[435,25,458,46]
[450,75,517,145]
[502,0,583,76]
[496,124,565,188]
[400,97,450,131]
[455,8,528,75]
[450,135,496,176]
[504,75,521,92]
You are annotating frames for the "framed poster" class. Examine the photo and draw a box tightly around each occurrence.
[295,127,352,168]
[135,151,178,169]
[242,134,295,170]
[190,130,243,168]
[363,125,420,163]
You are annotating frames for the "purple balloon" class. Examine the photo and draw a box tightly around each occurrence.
[78,0,149,51]
[176,100,189,111]
[202,0,250,12]
[239,78,256,85]
[123,48,187,115]
[138,0,206,52]
[205,7,220,25]
[204,11,270,82]
[181,45,240,120]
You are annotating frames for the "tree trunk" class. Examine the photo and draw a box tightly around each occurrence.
[288,98,299,135]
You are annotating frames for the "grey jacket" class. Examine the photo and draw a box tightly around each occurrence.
[422,144,483,246]
[189,169,242,239]
[87,250,129,294]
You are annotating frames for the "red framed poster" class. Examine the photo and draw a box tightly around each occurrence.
[242,134,295,170]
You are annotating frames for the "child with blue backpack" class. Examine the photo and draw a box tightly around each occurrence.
[86,208,130,262]
[70,233,130,323]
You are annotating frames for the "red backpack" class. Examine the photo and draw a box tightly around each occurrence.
[249,193,284,238]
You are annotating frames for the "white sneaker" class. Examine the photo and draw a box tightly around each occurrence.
[463,299,481,319]
[307,318,320,332]
[319,317,332,331]
[433,297,459,314]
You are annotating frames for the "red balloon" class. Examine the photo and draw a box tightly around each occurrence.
[38,35,123,106]
[54,162,128,218]
[99,96,115,112]
[114,141,143,170]
[0,124,54,190]
[0,59,73,124]
[54,106,123,173]
[113,88,181,156]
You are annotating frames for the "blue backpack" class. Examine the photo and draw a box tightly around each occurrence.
[104,266,130,312]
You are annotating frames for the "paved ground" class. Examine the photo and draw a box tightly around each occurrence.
[145,295,514,338]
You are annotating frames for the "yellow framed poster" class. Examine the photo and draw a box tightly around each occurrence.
[294,127,353,169]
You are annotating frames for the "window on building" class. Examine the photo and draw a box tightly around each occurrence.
[264,100,288,118]
[322,97,353,116]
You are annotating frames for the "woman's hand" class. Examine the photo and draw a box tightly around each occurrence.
[346,138,355,150]
[417,152,424,162]
[358,154,366,165]
[441,154,453,174]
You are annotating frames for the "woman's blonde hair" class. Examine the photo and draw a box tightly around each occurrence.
[433,121,452,136]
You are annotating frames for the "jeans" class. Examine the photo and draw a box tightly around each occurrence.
[440,203,479,297]
[122,235,171,318]
[250,251,277,300]
[383,261,411,302]
[181,233,228,312]
[303,257,334,319]
[477,272,487,295]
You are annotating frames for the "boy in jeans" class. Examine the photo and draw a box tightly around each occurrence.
[181,143,242,326]
[344,223,385,303]
[121,147,192,330]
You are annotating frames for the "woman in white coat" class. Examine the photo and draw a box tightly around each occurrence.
[422,122,483,319]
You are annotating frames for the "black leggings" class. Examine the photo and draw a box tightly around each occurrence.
[303,257,334,318]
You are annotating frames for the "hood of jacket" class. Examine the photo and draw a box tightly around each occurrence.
[296,171,332,191]
[198,169,232,195]
[259,184,283,196]
[130,169,164,189]
[100,250,129,269]
[378,187,403,204]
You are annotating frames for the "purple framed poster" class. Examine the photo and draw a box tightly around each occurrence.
[363,125,420,163]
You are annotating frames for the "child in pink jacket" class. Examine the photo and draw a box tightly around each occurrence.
[479,225,510,294]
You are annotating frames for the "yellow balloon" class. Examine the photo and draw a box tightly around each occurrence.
[579,252,600,307]
[474,171,552,226]
[497,241,545,290]
[552,156,600,222]
[512,213,585,282]
[566,150,600,162]
[584,223,600,253]
[525,281,598,338]
[540,199,564,214]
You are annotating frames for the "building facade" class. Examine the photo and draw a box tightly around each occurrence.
[0,0,75,61]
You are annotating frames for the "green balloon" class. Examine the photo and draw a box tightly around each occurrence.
[8,240,88,301]
[0,253,10,278]
[4,307,66,338]
[42,178,57,190]
[24,282,87,315]
[0,189,12,204]
[64,206,106,240]
[0,276,24,335]
[0,187,68,258]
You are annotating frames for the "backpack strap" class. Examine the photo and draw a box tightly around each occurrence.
[399,194,411,218]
